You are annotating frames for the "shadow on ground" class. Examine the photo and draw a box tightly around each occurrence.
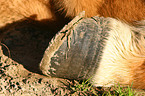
[0,17,69,74]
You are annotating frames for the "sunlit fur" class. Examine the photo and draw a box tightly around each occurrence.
[92,19,145,89]
[0,0,54,27]
[53,0,103,17]
[0,0,144,27]
[54,0,145,24]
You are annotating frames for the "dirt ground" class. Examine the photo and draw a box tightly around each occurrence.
[0,17,145,95]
